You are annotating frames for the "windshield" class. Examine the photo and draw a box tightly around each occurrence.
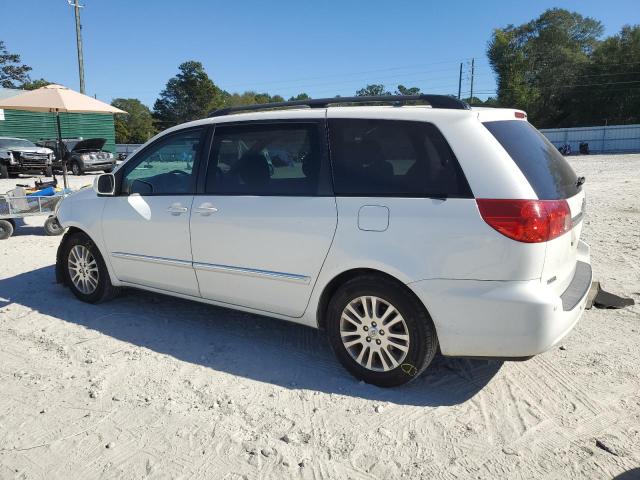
[0,138,37,149]
[483,120,579,200]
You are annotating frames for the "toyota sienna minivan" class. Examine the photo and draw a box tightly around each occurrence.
[54,95,591,387]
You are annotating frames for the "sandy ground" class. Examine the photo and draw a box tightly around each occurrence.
[0,157,639,480]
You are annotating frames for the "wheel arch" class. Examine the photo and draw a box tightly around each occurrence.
[55,226,115,286]
[315,268,430,331]
[56,226,83,284]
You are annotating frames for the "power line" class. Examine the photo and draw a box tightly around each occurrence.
[474,80,640,95]
[221,58,483,90]
[220,65,474,92]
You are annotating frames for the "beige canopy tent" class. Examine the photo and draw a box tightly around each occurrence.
[0,84,126,188]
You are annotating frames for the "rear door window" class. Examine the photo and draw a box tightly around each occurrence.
[206,123,325,196]
[483,120,579,199]
[328,119,472,198]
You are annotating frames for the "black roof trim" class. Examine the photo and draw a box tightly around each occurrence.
[209,95,469,117]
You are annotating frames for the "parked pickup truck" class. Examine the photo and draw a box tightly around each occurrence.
[0,137,54,178]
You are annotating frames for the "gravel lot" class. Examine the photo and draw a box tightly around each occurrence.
[0,156,639,479]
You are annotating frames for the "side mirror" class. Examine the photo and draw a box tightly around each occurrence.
[94,173,115,196]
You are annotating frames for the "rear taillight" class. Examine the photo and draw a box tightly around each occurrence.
[476,199,571,243]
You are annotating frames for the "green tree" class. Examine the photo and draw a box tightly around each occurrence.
[111,98,156,144]
[289,93,311,101]
[395,85,421,95]
[488,8,603,126]
[481,96,500,107]
[356,84,391,96]
[459,96,500,106]
[114,118,130,145]
[568,25,640,125]
[153,61,222,128]
[21,78,53,90]
[0,40,31,88]
[220,91,287,107]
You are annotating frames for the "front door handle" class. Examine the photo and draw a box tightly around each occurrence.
[167,203,188,215]
[195,203,219,216]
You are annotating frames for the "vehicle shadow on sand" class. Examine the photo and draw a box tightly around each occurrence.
[0,266,503,407]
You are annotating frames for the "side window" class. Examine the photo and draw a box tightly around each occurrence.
[328,119,472,198]
[122,128,203,195]
[206,123,322,196]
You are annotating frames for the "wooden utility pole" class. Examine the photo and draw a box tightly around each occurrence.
[69,0,86,94]
[457,63,463,99]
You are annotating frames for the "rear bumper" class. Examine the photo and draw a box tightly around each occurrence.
[408,240,591,358]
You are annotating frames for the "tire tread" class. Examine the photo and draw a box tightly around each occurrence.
[326,274,438,387]
[62,232,119,303]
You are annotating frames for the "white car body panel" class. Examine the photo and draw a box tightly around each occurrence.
[55,105,591,359]
[409,239,591,357]
[320,197,546,282]
[541,189,586,296]
[102,194,200,296]
[190,195,337,317]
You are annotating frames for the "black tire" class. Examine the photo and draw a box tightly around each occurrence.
[61,232,119,303]
[0,219,14,240]
[71,161,83,176]
[45,166,53,177]
[0,163,8,179]
[44,216,65,236]
[326,275,438,387]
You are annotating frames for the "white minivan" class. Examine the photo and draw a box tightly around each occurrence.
[55,95,591,387]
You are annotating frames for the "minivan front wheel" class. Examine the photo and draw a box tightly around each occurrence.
[327,276,438,387]
[62,232,119,303]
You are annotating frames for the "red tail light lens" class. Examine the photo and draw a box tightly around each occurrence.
[476,199,571,243]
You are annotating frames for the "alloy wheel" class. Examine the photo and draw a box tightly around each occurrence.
[339,296,410,372]
[67,244,99,294]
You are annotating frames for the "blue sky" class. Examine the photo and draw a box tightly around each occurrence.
[2,1,637,107]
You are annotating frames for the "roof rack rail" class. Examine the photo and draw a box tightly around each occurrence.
[209,94,469,117]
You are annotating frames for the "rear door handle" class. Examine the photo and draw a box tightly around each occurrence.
[167,203,188,215]
[195,203,218,216]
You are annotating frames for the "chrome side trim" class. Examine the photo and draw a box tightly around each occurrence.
[193,262,310,284]
[111,252,310,284]
[111,252,192,269]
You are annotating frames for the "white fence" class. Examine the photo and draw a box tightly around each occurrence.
[116,144,142,158]
[540,124,640,154]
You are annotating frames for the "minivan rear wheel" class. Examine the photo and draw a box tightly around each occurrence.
[326,275,438,387]
[62,232,119,303]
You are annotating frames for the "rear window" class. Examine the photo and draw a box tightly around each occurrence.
[328,119,472,198]
[483,120,579,199]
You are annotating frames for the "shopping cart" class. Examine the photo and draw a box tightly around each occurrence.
[0,188,66,239]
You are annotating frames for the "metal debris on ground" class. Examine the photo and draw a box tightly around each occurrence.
[586,281,635,310]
